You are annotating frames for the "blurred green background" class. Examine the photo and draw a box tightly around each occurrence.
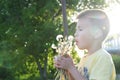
[0,0,120,80]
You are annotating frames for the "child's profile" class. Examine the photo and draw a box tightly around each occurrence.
[54,9,116,80]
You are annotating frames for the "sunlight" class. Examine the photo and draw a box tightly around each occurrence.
[70,3,120,35]
[103,2,120,55]
[105,3,120,35]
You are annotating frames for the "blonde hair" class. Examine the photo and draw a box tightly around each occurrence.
[77,9,110,40]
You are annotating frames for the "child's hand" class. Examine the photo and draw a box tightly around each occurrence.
[54,54,74,70]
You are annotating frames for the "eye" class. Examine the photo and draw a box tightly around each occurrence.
[79,29,83,31]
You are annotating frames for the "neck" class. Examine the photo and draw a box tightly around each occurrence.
[87,43,102,55]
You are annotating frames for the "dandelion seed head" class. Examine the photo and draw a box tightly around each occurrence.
[56,34,63,41]
[51,44,57,49]
[68,35,74,41]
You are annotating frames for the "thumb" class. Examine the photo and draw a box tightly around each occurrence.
[63,54,70,58]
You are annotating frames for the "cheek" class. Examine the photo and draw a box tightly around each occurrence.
[80,37,89,48]
[76,36,87,49]
[77,33,88,43]
[76,32,92,47]
[75,33,87,48]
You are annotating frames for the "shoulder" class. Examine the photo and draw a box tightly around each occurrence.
[95,49,113,64]
[85,48,113,64]
[98,49,112,59]
[89,49,116,79]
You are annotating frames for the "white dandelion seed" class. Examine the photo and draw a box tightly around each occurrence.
[51,44,57,49]
[68,35,74,41]
[52,34,75,80]
[56,34,63,41]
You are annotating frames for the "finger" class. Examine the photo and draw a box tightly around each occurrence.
[54,59,63,65]
[54,57,62,63]
[63,54,70,58]
[54,64,63,69]
[61,56,66,60]
[61,56,69,61]
[66,54,70,57]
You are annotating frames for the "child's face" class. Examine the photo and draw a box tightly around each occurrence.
[74,18,95,50]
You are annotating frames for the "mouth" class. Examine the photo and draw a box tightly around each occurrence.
[75,40,78,45]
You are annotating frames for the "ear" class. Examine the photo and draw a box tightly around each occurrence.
[94,29,103,39]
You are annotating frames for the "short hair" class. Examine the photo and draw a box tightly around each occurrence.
[77,9,110,40]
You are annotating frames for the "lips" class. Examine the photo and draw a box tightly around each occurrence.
[75,40,78,45]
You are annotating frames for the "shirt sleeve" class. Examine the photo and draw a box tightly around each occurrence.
[89,55,115,80]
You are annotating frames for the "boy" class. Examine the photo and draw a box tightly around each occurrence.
[54,9,116,80]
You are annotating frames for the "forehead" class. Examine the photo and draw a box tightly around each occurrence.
[76,18,91,28]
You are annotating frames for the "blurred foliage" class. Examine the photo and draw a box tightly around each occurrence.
[0,0,111,80]
[0,66,15,80]
[112,55,120,74]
